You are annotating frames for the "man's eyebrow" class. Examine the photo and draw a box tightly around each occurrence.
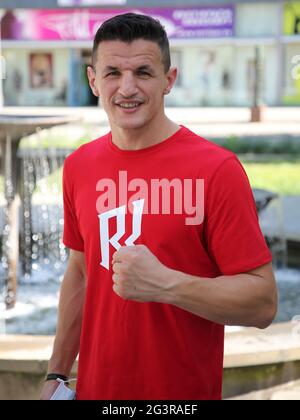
[103,65,154,72]
[102,66,120,74]
[136,65,154,72]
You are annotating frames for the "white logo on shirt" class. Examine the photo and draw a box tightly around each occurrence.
[98,199,145,270]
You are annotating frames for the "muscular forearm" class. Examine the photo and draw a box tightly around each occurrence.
[48,265,86,376]
[164,268,277,329]
[111,245,277,329]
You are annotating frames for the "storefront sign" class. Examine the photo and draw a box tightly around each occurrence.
[283,2,300,104]
[0,6,234,41]
[58,1,127,5]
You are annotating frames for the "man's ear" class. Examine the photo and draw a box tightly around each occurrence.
[164,66,177,95]
[87,65,100,97]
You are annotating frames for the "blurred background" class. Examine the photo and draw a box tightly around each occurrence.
[0,0,299,107]
[0,0,299,400]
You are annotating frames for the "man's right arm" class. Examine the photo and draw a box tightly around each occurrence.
[40,249,86,399]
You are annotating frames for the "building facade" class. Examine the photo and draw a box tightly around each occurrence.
[0,0,299,107]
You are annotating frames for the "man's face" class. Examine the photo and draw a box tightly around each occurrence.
[87,39,176,130]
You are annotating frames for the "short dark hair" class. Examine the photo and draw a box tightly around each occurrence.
[92,13,171,72]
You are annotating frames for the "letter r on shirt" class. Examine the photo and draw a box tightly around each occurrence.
[98,199,144,270]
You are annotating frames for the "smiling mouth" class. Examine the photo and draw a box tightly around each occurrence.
[116,102,143,109]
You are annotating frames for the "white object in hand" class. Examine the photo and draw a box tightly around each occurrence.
[50,379,76,400]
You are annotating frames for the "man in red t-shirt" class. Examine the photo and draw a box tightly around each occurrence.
[41,13,277,400]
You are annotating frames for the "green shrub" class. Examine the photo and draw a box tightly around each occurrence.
[216,136,300,155]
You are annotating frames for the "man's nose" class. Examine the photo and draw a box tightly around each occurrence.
[118,73,138,98]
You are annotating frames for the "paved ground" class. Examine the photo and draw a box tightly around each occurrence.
[229,379,300,400]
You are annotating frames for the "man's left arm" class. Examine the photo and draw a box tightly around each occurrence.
[165,260,278,329]
[112,245,278,329]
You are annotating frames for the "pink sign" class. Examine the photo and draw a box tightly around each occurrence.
[1,7,234,41]
[58,1,126,5]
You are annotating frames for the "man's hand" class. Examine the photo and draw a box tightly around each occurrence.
[112,245,177,303]
[40,380,60,400]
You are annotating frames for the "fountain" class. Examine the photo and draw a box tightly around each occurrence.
[0,114,79,309]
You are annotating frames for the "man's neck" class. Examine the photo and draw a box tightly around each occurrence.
[110,117,180,151]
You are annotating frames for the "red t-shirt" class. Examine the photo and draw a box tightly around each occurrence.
[63,126,272,400]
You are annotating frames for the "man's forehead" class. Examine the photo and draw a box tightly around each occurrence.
[97,40,162,67]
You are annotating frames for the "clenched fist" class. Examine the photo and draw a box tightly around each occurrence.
[112,245,179,303]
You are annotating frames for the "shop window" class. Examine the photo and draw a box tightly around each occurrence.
[29,53,53,89]
[283,45,300,105]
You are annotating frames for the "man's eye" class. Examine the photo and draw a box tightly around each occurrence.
[106,71,119,77]
[137,71,151,77]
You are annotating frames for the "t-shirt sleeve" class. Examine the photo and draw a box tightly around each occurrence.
[62,158,85,252]
[205,157,272,275]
